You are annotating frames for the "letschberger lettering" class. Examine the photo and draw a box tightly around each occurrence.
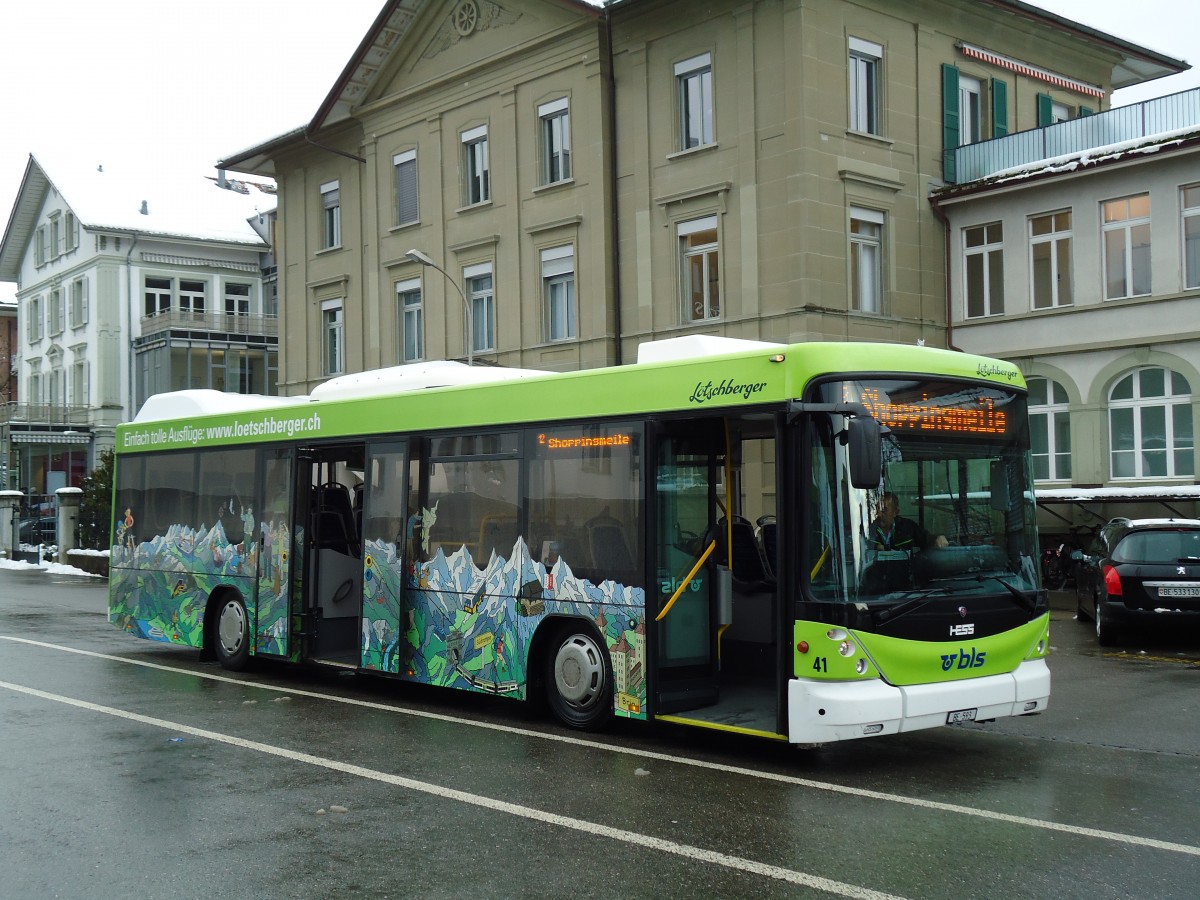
[689,377,768,404]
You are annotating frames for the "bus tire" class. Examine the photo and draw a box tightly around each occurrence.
[214,593,251,670]
[544,625,612,730]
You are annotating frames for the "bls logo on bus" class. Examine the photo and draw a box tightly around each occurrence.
[941,648,987,671]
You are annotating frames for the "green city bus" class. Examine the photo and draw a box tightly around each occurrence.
[109,336,1049,744]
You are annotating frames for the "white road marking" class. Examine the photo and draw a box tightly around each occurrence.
[0,675,901,900]
[3,634,1199,859]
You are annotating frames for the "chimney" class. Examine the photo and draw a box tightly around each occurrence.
[140,200,149,215]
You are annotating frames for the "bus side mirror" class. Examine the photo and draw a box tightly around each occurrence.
[847,416,882,489]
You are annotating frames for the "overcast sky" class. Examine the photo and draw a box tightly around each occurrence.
[2,0,1198,306]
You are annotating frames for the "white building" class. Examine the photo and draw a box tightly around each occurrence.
[934,89,1200,534]
[0,153,277,498]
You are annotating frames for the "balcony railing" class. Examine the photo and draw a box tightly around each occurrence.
[952,87,1200,185]
[140,309,279,338]
[0,402,92,426]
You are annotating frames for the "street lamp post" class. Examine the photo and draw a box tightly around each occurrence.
[405,249,473,367]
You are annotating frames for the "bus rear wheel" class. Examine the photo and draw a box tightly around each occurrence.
[214,595,251,670]
[545,627,612,730]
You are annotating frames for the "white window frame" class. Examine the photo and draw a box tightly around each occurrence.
[461,126,490,205]
[145,276,172,317]
[850,207,884,313]
[48,287,64,336]
[28,294,43,342]
[224,282,251,317]
[1182,183,1200,290]
[321,298,345,376]
[34,226,47,267]
[394,150,418,227]
[963,222,1004,318]
[1102,193,1151,300]
[678,215,720,322]
[539,98,571,185]
[958,74,982,146]
[1028,376,1072,482]
[69,276,89,328]
[179,279,207,319]
[675,53,714,150]
[320,180,341,250]
[1109,367,1193,479]
[1029,211,1073,310]
[71,359,90,407]
[541,245,576,342]
[464,262,495,353]
[848,38,882,135]
[396,277,423,363]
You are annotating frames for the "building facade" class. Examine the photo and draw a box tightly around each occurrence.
[0,156,277,498]
[220,0,1182,397]
[936,90,1200,532]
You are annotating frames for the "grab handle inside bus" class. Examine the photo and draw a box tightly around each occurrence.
[655,540,717,622]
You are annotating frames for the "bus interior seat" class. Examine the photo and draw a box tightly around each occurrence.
[316,482,358,556]
[586,511,636,576]
[713,515,774,589]
[756,515,778,578]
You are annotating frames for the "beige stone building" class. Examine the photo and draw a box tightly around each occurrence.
[220,0,1183,395]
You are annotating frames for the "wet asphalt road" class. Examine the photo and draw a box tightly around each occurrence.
[1,567,1198,899]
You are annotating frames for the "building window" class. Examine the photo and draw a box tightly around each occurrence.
[963,222,1004,318]
[462,126,490,205]
[676,53,713,150]
[225,282,251,317]
[1028,376,1071,481]
[541,245,576,341]
[394,150,418,227]
[35,226,48,267]
[959,75,982,145]
[65,211,78,252]
[321,299,344,375]
[1030,211,1073,309]
[1110,367,1193,479]
[28,294,43,342]
[1102,194,1151,299]
[678,216,719,322]
[321,180,341,249]
[48,287,64,336]
[848,38,882,135]
[69,277,89,328]
[539,98,571,184]
[850,208,884,313]
[28,371,42,405]
[396,278,423,363]
[1183,184,1200,289]
[50,215,62,260]
[71,360,89,407]
[465,263,495,353]
[145,276,172,317]
[179,280,206,319]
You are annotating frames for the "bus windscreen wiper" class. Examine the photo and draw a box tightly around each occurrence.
[875,587,961,624]
[976,574,1037,614]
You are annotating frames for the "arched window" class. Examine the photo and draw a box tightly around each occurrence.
[1028,376,1071,481]
[1109,367,1194,478]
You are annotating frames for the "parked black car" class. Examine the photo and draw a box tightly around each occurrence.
[18,516,58,545]
[1073,517,1200,645]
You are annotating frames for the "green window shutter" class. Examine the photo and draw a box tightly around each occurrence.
[1080,105,1094,117]
[942,64,960,182]
[1037,93,1054,127]
[991,78,1008,138]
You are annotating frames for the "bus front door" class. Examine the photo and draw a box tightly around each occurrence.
[653,426,721,714]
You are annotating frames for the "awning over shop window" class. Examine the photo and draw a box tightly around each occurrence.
[10,431,91,444]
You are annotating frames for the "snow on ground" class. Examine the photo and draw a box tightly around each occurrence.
[0,556,104,578]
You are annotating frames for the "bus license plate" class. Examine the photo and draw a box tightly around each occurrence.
[947,708,977,725]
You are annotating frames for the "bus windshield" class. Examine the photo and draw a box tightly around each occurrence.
[806,377,1038,604]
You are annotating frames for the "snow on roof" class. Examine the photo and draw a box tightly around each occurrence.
[31,149,272,246]
[635,335,785,364]
[1036,485,1200,502]
[133,389,298,423]
[309,360,549,402]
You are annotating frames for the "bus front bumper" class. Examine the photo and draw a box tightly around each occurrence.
[786,658,1051,744]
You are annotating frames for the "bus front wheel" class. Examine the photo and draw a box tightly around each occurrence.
[545,627,612,730]
[214,594,251,670]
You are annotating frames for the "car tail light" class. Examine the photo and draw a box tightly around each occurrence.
[1103,564,1123,597]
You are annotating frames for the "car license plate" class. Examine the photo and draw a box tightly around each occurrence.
[1159,586,1200,598]
[946,708,977,725]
